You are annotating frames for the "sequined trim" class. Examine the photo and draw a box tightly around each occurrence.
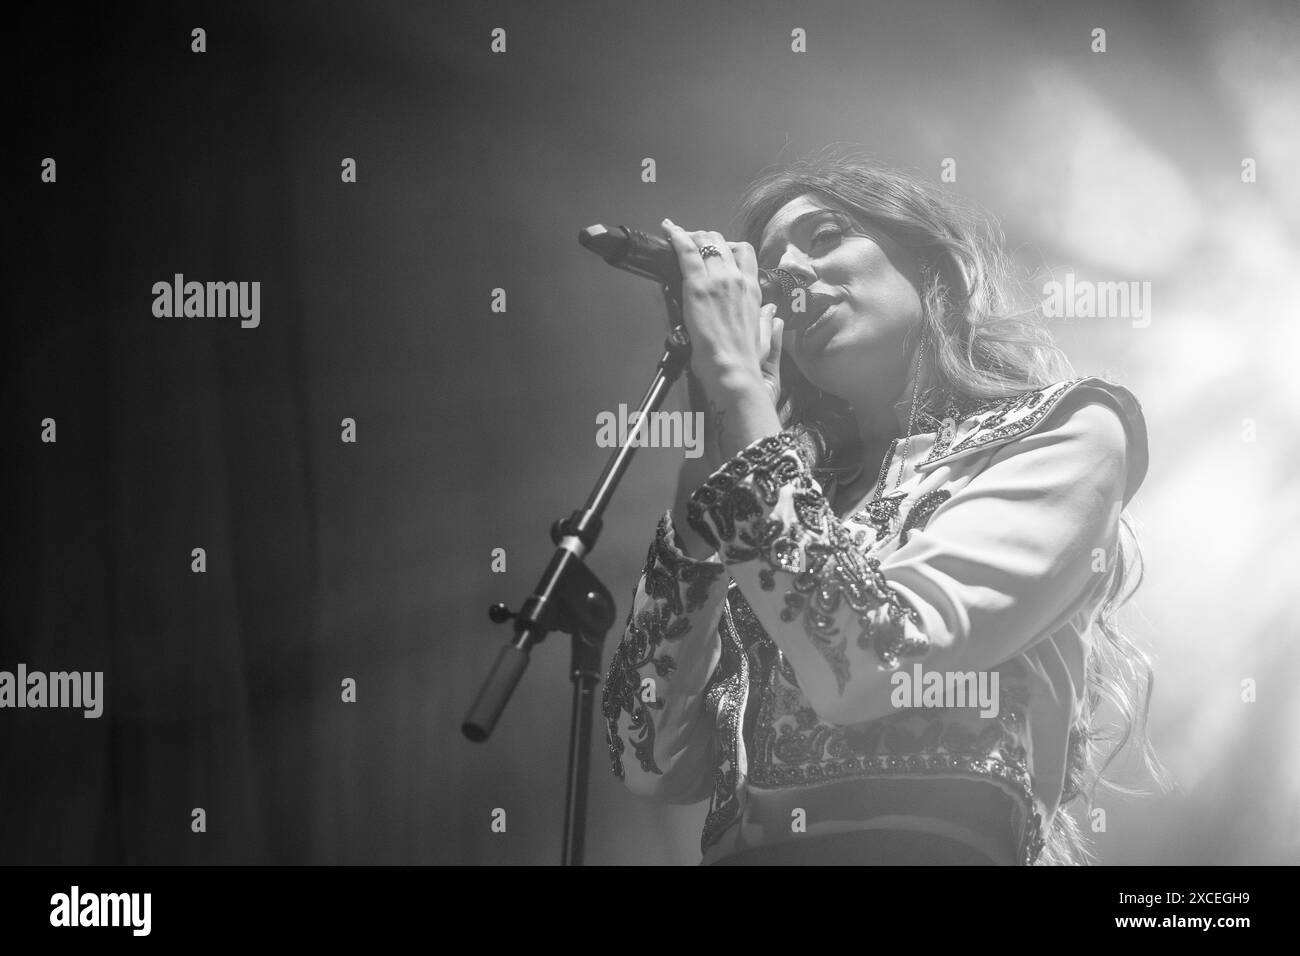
[601,514,726,781]
[919,378,1092,471]
[748,752,1034,807]
[750,666,1035,800]
[899,489,952,544]
[848,488,948,549]
[699,586,751,853]
[687,431,929,677]
[645,514,727,614]
[853,491,906,542]
[713,587,1047,865]
[687,432,805,552]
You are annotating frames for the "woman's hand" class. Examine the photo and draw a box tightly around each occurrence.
[661,219,785,463]
[661,219,783,399]
[758,305,783,410]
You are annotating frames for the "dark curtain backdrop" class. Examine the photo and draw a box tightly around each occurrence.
[4,1,1297,865]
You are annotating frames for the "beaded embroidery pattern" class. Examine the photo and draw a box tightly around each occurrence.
[701,593,1046,864]
[698,587,755,854]
[736,595,1045,866]
[917,377,1093,472]
[601,515,725,781]
[687,383,1095,866]
[606,379,1130,865]
[687,432,930,676]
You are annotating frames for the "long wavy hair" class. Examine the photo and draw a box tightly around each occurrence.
[733,145,1169,865]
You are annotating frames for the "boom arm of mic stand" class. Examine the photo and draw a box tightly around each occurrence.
[462,291,692,865]
[462,291,693,745]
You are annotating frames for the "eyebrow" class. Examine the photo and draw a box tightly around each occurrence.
[758,209,837,265]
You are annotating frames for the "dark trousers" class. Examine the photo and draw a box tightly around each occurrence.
[708,829,1004,865]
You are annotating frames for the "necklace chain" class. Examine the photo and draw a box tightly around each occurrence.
[872,337,927,501]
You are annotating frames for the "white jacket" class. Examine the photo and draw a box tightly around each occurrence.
[602,377,1149,865]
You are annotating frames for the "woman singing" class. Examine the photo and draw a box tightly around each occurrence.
[601,147,1162,865]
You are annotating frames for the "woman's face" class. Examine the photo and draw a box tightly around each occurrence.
[756,192,926,405]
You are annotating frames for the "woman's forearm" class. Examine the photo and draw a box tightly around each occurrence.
[702,369,783,461]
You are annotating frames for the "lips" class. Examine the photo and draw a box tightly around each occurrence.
[804,303,834,334]
[793,293,837,333]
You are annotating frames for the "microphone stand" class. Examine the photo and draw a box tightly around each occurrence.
[462,285,692,867]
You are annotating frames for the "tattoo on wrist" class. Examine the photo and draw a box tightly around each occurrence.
[708,399,726,456]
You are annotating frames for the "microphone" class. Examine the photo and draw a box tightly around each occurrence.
[579,223,830,329]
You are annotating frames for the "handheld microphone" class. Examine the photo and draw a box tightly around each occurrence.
[579,223,829,328]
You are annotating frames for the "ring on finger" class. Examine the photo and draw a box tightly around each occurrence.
[698,244,723,260]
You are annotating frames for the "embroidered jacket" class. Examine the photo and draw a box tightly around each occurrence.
[602,377,1149,865]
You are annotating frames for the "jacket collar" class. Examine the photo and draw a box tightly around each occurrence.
[913,377,1149,505]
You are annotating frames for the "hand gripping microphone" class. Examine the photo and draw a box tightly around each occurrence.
[579,223,830,329]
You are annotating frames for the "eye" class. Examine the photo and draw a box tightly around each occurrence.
[809,213,853,253]
[810,225,843,249]
[761,214,853,268]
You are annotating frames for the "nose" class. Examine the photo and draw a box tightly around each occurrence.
[768,244,817,286]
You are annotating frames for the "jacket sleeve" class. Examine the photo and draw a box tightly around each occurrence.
[601,510,731,803]
[684,394,1133,727]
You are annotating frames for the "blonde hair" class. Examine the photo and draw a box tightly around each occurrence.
[734,145,1169,864]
